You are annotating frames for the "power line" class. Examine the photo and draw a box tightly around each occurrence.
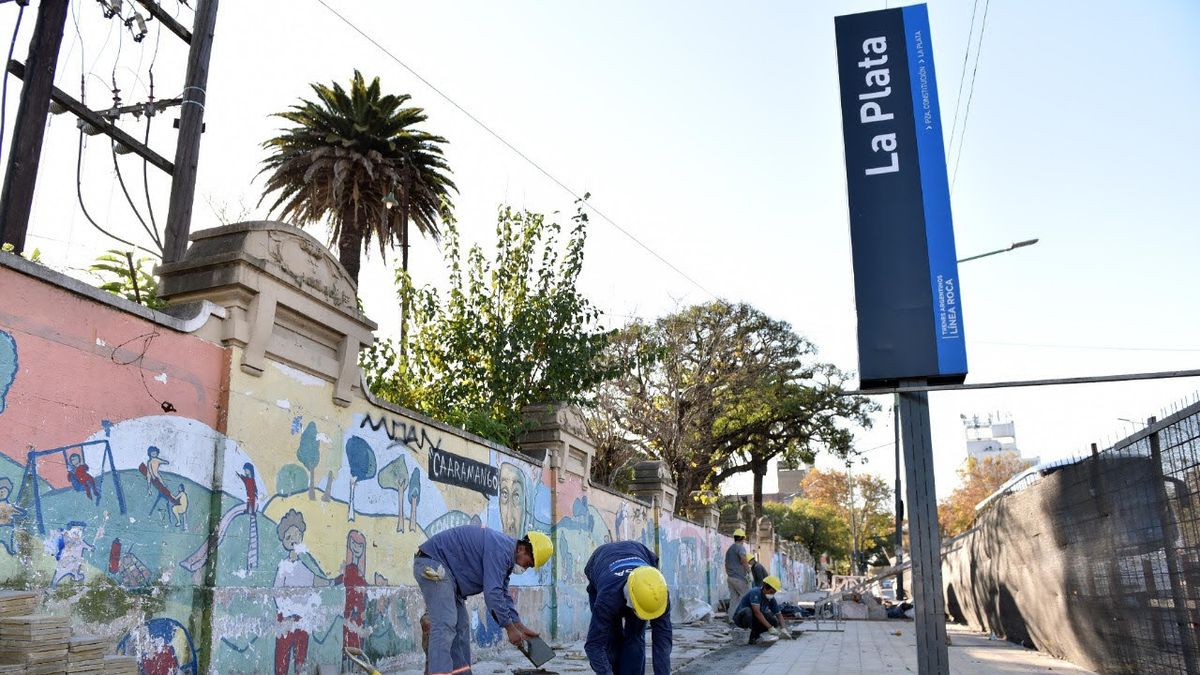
[0,2,26,163]
[950,0,991,193]
[946,0,979,159]
[311,0,718,300]
[76,129,158,256]
[978,340,1200,354]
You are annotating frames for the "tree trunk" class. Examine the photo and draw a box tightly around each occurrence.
[338,227,362,285]
[399,218,409,358]
[753,462,766,522]
[307,467,316,501]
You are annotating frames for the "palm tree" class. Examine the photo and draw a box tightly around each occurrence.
[258,71,455,284]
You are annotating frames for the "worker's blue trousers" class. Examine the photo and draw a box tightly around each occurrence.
[414,555,472,674]
[590,587,648,673]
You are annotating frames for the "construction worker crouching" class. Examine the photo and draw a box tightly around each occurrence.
[413,526,553,674]
[732,575,792,645]
[584,541,672,674]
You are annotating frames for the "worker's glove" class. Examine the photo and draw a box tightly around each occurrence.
[774,626,792,640]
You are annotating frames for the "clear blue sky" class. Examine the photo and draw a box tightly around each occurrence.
[2,1,1198,498]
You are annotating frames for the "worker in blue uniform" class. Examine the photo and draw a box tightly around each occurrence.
[583,541,672,675]
[413,525,553,675]
[732,575,793,645]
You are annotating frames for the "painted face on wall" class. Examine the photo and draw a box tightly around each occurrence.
[499,463,526,538]
[281,525,303,552]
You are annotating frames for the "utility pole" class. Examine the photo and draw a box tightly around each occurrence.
[893,394,904,600]
[163,0,218,263]
[0,0,69,252]
[846,460,859,575]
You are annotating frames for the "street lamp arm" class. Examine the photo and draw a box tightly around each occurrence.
[957,238,1040,264]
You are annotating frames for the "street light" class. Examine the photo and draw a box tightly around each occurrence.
[956,238,1039,264]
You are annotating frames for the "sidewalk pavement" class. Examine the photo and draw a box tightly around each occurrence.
[738,620,1096,674]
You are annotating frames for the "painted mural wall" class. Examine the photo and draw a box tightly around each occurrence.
[0,259,816,674]
[0,264,228,675]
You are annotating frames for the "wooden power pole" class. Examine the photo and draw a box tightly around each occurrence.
[0,0,218,260]
[0,0,68,252]
[162,0,218,263]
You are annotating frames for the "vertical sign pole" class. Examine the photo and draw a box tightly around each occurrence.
[894,393,905,600]
[899,379,949,674]
[0,0,70,252]
[162,0,219,263]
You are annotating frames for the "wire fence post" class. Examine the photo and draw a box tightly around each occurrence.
[1147,416,1200,675]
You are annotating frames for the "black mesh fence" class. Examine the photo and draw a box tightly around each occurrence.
[942,400,1200,674]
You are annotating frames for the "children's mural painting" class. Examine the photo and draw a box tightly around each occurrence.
[0,247,814,673]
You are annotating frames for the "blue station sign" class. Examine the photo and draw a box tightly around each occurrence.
[835,4,967,389]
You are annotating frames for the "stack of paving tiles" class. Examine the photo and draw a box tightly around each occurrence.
[65,636,106,673]
[0,590,138,675]
[0,591,40,674]
[0,610,71,674]
[100,655,139,674]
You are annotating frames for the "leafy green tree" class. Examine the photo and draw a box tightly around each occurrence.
[798,467,894,573]
[763,499,850,570]
[88,249,165,310]
[259,71,455,283]
[590,302,875,514]
[296,422,321,500]
[361,200,618,448]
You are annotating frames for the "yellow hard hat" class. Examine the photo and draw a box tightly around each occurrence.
[732,528,746,538]
[524,531,553,569]
[747,552,757,562]
[626,566,669,620]
[762,575,782,592]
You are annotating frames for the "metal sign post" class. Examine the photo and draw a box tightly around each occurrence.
[898,381,949,673]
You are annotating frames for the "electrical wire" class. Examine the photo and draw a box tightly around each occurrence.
[312,0,718,300]
[0,2,26,163]
[978,340,1200,354]
[946,0,980,160]
[142,14,165,232]
[76,128,159,256]
[142,108,158,233]
[950,0,991,194]
[111,136,162,250]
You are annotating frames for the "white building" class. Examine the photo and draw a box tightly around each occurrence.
[962,413,1039,465]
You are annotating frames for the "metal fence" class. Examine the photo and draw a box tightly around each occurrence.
[944,398,1200,674]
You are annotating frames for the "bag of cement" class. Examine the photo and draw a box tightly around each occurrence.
[675,598,713,623]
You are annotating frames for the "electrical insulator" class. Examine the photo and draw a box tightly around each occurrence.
[127,11,148,42]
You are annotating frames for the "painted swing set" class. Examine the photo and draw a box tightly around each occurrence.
[16,439,127,534]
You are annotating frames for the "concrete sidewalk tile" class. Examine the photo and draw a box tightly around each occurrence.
[737,621,1096,675]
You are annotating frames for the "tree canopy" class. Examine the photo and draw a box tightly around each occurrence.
[361,200,618,448]
[938,454,1032,537]
[587,301,876,513]
[259,71,455,282]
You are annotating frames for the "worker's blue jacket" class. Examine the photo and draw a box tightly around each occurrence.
[419,526,520,627]
[583,541,672,675]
